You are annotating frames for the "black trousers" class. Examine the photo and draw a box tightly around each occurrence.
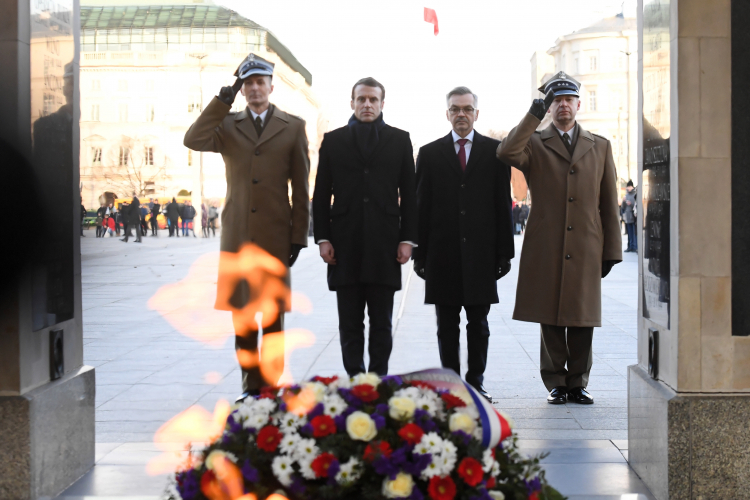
[539,324,594,390]
[234,312,284,392]
[151,218,158,235]
[435,304,491,385]
[336,284,395,376]
[123,221,140,241]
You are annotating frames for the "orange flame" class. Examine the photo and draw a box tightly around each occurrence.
[201,457,251,500]
[146,400,231,476]
[283,385,318,417]
[235,328,316,385]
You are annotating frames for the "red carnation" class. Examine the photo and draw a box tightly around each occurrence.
[313,375,339,385]
[428,475,456,500]
[457,457,484,487]
[311,452,337,478]
[310,415,337,437]
[256,425,282,452]
[440,393,467,410]
[259,386,279,399]
[486,476,496,489]
[529,493,540,500]
[398,423,425,445]
[363,440,392,462]
[351,384,380,402]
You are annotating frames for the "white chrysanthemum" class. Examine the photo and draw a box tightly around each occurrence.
[244,412,270,430]
[331,376,351,390]
[294,438,319,461]
[278,412,306,432]
[323,393,347,416]
[205,450,238,470]
[420,457,442,479]
[472,424,484,442]
[394,387,421,400]
[414,440,432,456]
[271,455,294,486]
[279,432,302,455]
[441,440,457,459]
[491,460,500,476]
[482,448,494,473]
[454,405,480,420]
[419,432,443,455]
[352,372,381,388]
[414,396,439,417]
[438,451,457,475]
[303,381,328,402]
[254,398,277,413]
[335,457,362,485]
[298,456,317,480]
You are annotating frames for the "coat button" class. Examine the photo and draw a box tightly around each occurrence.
[252,178,259,184]
[566,254,571,260]
[364,197,369,203]
[364,168,369,174]
[461,210,466,215]
[251,208,256,213]
[461,184,466,188]
[255,150,260,156]
[570,169,575,174]
[462,238,467,242]
[569,197,574,202]
[567,226,573,231]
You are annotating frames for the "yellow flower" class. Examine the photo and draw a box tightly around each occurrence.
[388,396,416,421]
[303,381,327,402]
[382,472,414,498]
[352,372,381,387]
[449,412,477,435]
[346,411,378,441]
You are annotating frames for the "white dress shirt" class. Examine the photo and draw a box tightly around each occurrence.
[555,123,577,145]
[452,129,475,164]
[249,108,269,125]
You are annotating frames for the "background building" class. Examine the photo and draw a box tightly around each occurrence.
[532,13,638,188]
[78,0,324,214]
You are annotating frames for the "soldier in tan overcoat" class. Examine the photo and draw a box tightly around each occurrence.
[184,54,310,401]
[497,72,622,405]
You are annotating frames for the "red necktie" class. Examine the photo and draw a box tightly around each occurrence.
[457,138,468,171]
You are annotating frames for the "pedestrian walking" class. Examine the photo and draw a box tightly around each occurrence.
[313,77,417,377]
[621,180,638,252]
[181,200,197,237]
[413,86,514,403]
[184,53,310,401]
[201,202,209,238]
[166,197,180,237]
[497,72,622,405]
[512,202,522,235]
[520,202,530,232]
[120,193,141,243]
[140,204,149,236]
[208,203,219,237]
[151,200,160,236]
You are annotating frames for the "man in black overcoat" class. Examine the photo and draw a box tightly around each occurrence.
[313,77,417,376]
[121,193,141,243]
[413,86,514,402]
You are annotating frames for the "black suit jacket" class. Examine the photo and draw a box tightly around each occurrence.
[313,124,417,291]
[129,197,141,222]
[414,131,514,305]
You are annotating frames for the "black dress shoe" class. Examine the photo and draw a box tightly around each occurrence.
[235,389,260,403]
[547,386,567,404]
[467,381,493,403]
[568,387,594,404]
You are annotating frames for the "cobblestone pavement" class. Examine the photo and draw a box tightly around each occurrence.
[57,229,652,499]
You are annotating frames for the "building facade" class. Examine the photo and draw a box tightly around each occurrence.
[533,14,638,187]
[78,0,323,212]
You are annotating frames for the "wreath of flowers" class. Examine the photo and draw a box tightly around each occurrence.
[168,374,564,500]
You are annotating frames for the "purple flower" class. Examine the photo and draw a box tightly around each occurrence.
[279,402,288,413]
[326,459,341,486]
[452,430,471,445]
[373,455,400,478]
[241,459,259,482]
[338,388,364,409]
[308,402,325,419]
[227,417,243,435]
[299,423,313,436]
[375,403,389,416]
[334,414,347,430]
[221,433,233,445]
[373,414,386,430]
[176,470,200,500]
[382,375,403,386]
[408,488,424,500]
[526,476,542,493]
[404,452,432,476]
[414,410,438,433]
[469,490,493,500]
[289,474,306,495]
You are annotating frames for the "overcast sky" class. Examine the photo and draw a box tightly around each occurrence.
[221,0,637,148]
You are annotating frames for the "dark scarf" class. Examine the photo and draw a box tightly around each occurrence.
[348,113,385,156]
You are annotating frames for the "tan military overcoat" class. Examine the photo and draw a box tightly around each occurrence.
[497,113,622,327]
[184,98,310,308]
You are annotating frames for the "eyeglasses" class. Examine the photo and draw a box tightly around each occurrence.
[448,106,476,115]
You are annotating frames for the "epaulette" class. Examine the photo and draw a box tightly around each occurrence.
[592,133,609,141]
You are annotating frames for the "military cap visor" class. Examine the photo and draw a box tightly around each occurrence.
[538,71,581,97]
[234,54,275,80]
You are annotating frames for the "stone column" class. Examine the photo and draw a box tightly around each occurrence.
[0,0,94,498]
[630,1,750,498]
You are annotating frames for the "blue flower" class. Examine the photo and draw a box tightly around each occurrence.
[526,476,542,493]
[308,402,325,419]
[382,375,403,386]
[452,430,471,445]
[373,414,386,430]
[176,470,200,500]
[375,403,389,416]
[241,459,259,482]
[289,474,306,495]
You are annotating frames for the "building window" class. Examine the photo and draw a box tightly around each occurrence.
[589,55,598,72]
[146,104,155,122]
[91,147,102,165]
[188,96,201,113]
[91,104,100,121]
[119,103,128,122]
[119,147,130,166]
[118,80,128,91]
[144,181,156,195]
[92,79,101,91]
[187,149,193,166]
[588,90,597,112]
[145,146,154,166]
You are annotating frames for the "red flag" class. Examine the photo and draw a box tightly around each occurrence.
[424,7,439,36]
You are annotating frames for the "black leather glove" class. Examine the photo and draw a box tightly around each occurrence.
[414,259,426,280]
[289,244,304,267]
[528,89,556,120]
[496,259,511,280]
[217,78,244,106]
[602,260,618,278]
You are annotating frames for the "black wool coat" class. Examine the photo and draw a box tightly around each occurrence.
[413,131,515,306]
[313,124,418,291]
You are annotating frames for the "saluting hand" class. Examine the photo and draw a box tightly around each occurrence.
[397,243,412,265]
[217,78,244,106]
[319,241,336,265]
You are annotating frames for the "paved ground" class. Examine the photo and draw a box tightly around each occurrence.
[56,228,652,500]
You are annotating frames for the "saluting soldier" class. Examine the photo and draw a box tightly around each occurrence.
[184,54,310,401]
[497,72,622,405]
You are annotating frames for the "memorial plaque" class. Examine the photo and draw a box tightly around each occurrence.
[642,0,671,329]
[30,0,77,331]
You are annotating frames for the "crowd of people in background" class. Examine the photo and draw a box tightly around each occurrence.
[85,196,221,240]
[512,199,530,235]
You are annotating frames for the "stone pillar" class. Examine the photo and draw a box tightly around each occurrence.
[630,1,750,498]
[0,0,94,498]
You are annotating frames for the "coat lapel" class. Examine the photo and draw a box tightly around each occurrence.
[463,131,486,179]
[369,125,395,163]
[570,127,596,165]
[541,124,571,162]
[234,108,259,143]
[438,132,463,177]
[257,105,289,148]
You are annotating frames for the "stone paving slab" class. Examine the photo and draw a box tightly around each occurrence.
[56,230,648,498]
